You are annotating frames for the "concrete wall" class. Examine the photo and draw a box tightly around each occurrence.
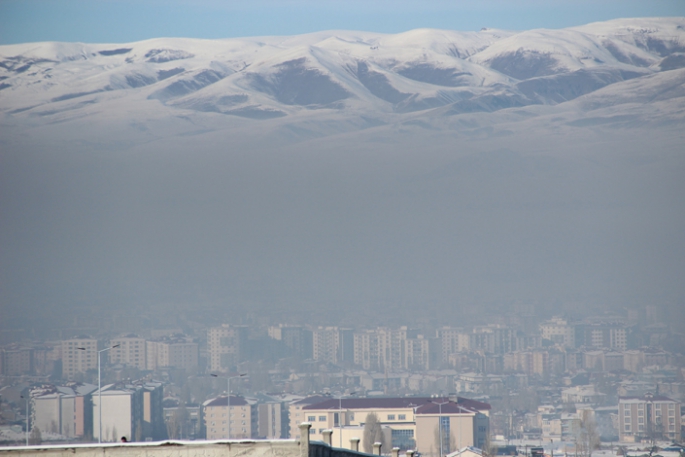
[0,425,378,457]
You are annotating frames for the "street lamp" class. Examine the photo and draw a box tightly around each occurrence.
[338,391,357,448]
[211,373,247,440]
[432,398,449,457]
[20,395,29,446]
[78,343,120,443]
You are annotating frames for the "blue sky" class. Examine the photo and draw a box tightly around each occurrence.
[1,0,684,44]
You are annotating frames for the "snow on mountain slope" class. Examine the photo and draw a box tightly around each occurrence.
[572,17,685,57]
[1,17,684,137]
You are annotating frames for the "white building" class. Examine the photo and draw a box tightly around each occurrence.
[93,384,144,442]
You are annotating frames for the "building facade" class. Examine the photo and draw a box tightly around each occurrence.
[61,337,97,379]
[203,395,252,439]
[618,393,681,442]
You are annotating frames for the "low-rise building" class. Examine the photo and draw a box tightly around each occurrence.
[203,395,252,439]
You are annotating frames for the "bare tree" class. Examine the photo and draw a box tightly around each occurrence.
[29,427,42,445]
[574,412,600,457]
[433,425,457,456]
[363,413,387,454]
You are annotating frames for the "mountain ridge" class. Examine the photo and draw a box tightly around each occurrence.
[1,17,684,141]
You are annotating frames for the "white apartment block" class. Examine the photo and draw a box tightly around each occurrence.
[110,335,146,370]
[94,384,144,442]
[353,327,433,371]
[61,337,97,379]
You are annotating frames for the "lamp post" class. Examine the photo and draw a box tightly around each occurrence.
[21,395,29,446]
[338,391,357,448]
[432,398,449,457]
[78,343,120,443]
[212,373,247,440]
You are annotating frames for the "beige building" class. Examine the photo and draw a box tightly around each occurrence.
[436,327,470,365]
[258,402,284,439]
[312,327,354,366]
[414,401,489,456]
[289,396,330,439]
[61,337,97,379]
[110,335,147,370]
[207,325,248,373]
[619,393,681,442]
[299,396,490,453]
[540,317,575,348]
[203,395,252,439]
[0,345,33,375]
[146,335,198,372]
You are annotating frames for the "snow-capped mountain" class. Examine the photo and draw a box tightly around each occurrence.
[1,17,684,138]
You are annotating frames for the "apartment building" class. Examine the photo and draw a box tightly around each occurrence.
[471,325,517,355]
[618,393,681,442]
[268,325,312,360]
[577,323,628,350]
[0,345,33,375]
[203,395,252,439]
[207,325,249,373]
[404,335,440,371]
[31,382,96,439]
[540,318,575,348]
[61,337,97,379]
[257,401,285,439]
[110,335,147,370]
[146,335,198,372]
[312,327,355,366]
[436,327,470,364]
[94,383,144,442]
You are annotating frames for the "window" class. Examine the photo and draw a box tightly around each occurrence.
[624,409,630,416]
[388,414,395,420]
[398,414,406,420]
[624,425,630,432]
[308,416,316,422]
[319,416,327,422]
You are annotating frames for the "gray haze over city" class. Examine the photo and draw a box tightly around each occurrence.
[1,2,685,451]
